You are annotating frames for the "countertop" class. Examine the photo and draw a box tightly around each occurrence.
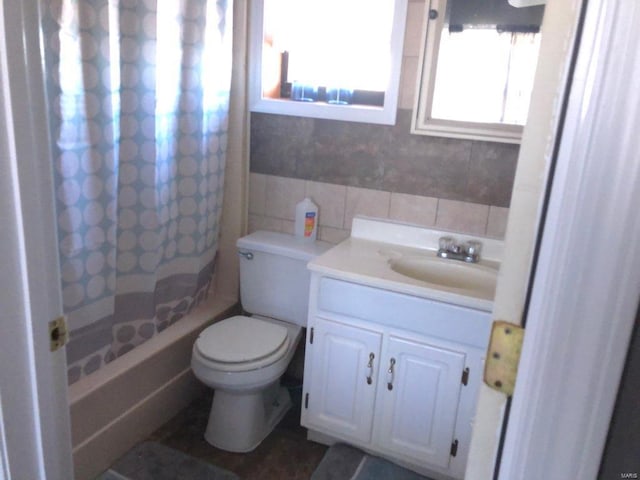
[307,217,503,312]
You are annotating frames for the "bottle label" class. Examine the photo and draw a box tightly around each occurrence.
[304,212,316,237]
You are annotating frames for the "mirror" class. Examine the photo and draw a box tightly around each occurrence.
[411,0,545,143]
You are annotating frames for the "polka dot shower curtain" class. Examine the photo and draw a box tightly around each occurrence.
[41,0,233,384]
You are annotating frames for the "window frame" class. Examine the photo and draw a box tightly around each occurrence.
[248,0,409,125]
[411,0,532,144]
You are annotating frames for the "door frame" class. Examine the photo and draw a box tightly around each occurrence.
[497,0,640,477]
[467,0,640,478]
[466,0,586,473]
[0,0,74,478]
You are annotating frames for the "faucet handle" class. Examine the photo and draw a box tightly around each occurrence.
[439,236,454,251]
[464,240,482,257]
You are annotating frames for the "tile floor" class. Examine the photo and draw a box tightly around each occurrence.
[146,383,328,480]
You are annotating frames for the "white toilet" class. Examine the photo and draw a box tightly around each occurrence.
[191,230,331,452]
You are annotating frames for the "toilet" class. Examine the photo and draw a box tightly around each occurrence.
[191,230,331,452]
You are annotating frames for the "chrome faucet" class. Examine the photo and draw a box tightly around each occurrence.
[437,236,482,263]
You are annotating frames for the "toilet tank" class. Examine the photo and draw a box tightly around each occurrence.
[236,231,332,326]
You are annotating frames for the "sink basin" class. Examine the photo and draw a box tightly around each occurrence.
[388,255,498,298]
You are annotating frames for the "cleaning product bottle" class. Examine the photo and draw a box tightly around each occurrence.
[294,197,318,241]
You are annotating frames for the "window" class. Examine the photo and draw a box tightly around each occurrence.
[249,0,408,125]
[432,29,540,125]
[412,0,544,143]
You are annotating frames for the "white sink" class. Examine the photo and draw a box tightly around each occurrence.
[307,217,504,311]
[388,255,498,299]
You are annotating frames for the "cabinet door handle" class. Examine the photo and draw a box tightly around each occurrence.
[387,357,396,391]
[366,352,375,385]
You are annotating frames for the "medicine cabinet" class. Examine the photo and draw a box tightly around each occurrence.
[411,0,545,143]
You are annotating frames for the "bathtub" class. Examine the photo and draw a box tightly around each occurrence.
[68,294,237,480]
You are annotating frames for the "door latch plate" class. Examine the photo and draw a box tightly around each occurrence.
[483,320,524,396]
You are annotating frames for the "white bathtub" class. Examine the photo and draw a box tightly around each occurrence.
[68,295,237,480]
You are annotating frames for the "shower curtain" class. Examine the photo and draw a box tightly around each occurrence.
[41,0,233,384]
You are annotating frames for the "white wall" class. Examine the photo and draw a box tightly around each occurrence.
[213,0,249,299]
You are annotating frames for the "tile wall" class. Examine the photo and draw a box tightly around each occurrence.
[249,173,509,244]
[248,0,514,243]
[250,111,519,208]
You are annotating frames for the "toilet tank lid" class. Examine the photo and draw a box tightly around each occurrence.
[237,231,333,261]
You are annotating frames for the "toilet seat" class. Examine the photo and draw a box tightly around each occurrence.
[195,315,290,371]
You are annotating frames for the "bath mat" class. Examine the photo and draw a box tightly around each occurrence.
[96,441,240,480]
[353,456,433,480]
[96,471,129,480]
[311,443,434,480]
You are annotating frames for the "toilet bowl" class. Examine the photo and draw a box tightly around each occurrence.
[191,231,331,452]
[192,315,303,452]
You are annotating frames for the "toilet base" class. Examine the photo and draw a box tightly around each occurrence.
[204,381,292,452]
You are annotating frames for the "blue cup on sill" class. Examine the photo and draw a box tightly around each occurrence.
[290,82,318,102]
[326,87,353,105]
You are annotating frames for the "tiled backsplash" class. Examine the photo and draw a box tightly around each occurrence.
[249,173,509,244]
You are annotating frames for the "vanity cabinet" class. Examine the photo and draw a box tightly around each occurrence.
[374,334,467,470]
[301,275,491,480]
[304,316,381,444]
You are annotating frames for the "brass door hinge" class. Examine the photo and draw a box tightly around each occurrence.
[483,320,525,396]
[49,316,69,352]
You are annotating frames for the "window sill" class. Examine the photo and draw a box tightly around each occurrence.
[411,116,523,144]
[250,97,399,126]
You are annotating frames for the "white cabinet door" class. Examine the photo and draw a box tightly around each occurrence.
[303,316,383,444]
[375,335,466,469]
